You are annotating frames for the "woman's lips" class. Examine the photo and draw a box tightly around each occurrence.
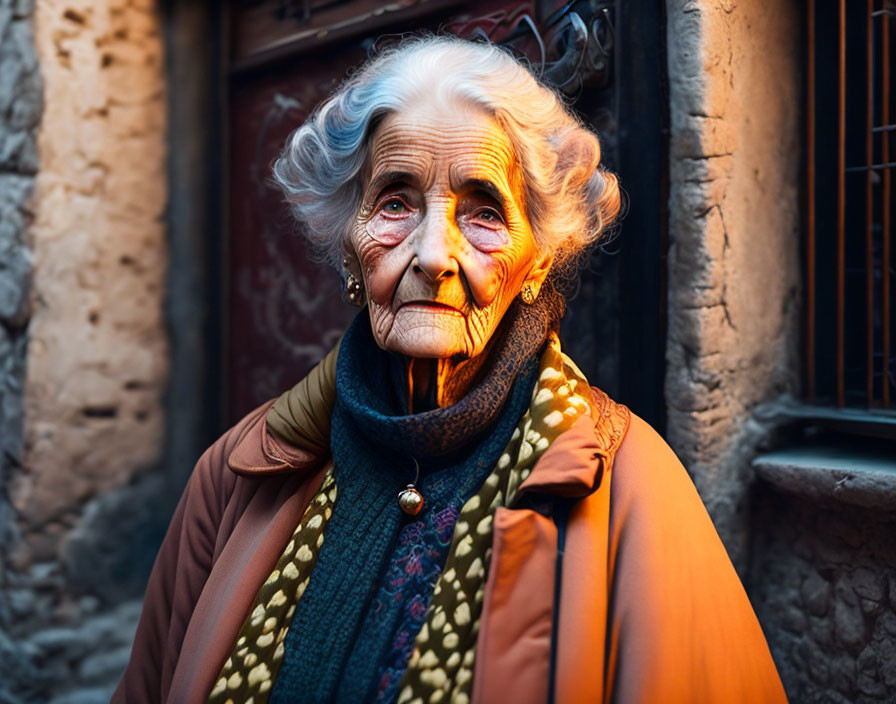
[398,301,462,315]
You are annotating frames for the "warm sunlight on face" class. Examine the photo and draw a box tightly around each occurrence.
[348,100,552,361]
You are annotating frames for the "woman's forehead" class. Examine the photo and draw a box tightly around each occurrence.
[366,105,520,193]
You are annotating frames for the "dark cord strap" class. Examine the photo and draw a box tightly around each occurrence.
[547,498,573,704]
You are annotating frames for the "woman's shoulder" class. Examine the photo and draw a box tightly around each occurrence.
[610,406,709,511]
[182,400,277,503]
[217,397,324,478]
[216,399,276,464]
[204,343,339,481]
[608,404,718,529]
[577,386,725,545]
[612,407,684,478]
[179,397,311,508]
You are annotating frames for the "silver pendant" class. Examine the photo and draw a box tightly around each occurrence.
[398,456,423,516]
[398,484,424,516]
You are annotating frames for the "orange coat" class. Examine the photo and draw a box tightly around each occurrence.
[113,389,787,703]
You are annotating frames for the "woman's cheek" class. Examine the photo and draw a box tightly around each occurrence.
[365,211,420,245]
[463,252,508,308]
[364,245,412,305]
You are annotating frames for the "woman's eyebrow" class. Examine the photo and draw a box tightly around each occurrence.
[367,170,417,198]
[463,178,508,210]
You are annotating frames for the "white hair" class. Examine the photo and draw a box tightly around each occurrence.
[272,33,621,271]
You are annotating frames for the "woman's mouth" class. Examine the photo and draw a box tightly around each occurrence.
[398,300,462,315]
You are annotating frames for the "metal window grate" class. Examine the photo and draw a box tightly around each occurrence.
[806,0,896,410]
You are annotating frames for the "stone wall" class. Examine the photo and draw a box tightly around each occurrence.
[0,0,169,701]
[0,0,43,701]
[750,487,896,702]
[664,0,802,572]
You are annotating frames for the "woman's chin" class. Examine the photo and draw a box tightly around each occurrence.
[388,335,464,360]
[381,326,469,360]
[378,309,472,359]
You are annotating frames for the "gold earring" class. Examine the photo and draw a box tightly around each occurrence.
[346,273,364,305]
[521,283,537,305]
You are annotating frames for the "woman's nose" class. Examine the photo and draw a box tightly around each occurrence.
[411,208,461,282]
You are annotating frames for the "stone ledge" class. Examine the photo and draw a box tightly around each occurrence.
[753,444,896,510]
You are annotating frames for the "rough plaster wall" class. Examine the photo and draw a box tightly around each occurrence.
[751,490,896,702]
[0,0,168,701]
[664,0,802,571]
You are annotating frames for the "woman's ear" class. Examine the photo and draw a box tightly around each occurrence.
[523,249,554,298]
[341,245,365,306]
[341,240,360,275]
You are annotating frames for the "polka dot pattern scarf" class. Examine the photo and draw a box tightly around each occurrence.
[208,470,337,703]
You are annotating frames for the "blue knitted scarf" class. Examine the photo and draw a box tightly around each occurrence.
[269,296,556,704]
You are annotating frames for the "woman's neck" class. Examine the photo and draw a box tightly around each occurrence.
[405,349,493,412]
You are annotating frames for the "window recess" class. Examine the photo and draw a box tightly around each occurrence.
[803,0,896,436]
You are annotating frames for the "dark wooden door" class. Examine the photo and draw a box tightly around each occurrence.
[221,0,667,430]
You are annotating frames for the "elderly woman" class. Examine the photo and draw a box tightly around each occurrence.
[114,35,786,704]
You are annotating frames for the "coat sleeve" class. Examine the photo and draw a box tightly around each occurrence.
[110,408,262,704]
[605,413,788,704]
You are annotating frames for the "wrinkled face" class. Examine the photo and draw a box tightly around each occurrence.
[347,100,552,360]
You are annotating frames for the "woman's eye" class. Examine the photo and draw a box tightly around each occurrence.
[473,208,505,226]
[366,194,419,245]
[380,198,409,215]
[459,207,510,251]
